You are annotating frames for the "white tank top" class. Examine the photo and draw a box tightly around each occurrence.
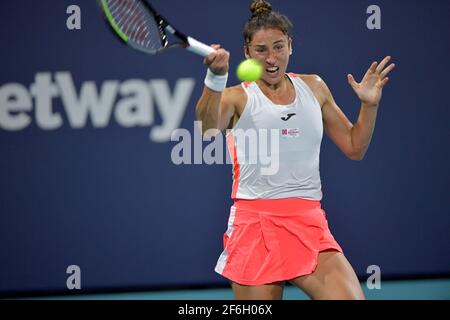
[226,73,323,200]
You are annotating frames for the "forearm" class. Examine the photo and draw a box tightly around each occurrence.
[350,103,379,160]
[195,86,222,133]
[194,44,230,133]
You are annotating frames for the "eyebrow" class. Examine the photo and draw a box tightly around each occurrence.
[253,39,286,47]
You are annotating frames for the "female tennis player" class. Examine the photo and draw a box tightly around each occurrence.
[195,0,395,300]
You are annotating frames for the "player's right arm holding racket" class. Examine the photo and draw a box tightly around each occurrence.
[195,45,246,134]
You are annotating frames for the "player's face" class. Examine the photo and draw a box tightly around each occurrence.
[246,28,292,86]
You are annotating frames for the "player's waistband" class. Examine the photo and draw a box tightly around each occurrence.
[233,197,321,216]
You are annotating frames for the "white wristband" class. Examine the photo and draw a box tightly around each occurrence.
[204,68,228,92]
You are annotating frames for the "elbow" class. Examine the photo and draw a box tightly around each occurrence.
[195,119,221,138]
[195,109,219,134]
[348,154,364,161]
[347,150,365,161]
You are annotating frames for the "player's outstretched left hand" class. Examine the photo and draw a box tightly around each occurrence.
[347,56,395,106]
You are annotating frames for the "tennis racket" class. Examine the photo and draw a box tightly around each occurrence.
[99,0,215,57]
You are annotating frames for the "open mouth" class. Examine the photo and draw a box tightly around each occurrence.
[266,66,280,74]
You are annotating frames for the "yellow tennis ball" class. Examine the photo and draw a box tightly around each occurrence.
[236,59,263,82]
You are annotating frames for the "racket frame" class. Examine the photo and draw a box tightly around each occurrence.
[100,0,214,57]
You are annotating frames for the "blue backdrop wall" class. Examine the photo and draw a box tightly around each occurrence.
[1,0,449,295]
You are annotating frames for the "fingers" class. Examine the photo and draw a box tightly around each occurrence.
[376,56,391,74]
[369,61,378,73]
[203,44,220,64]
[204,44,229,75]
[366,56,395,83]
[363,61,378,78]
[347,74,358,90]
[380,77,389,88]
[380,63,396,79]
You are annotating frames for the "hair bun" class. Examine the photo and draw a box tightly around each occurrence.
[250,0,272,17]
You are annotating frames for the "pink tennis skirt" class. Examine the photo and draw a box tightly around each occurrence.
[215,198,343,286]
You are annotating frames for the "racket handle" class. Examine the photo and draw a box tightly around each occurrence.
[187,37,215,57]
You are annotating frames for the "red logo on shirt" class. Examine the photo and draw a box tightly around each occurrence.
[281,128,300,138]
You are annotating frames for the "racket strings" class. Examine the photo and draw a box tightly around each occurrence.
[105,0,165,52]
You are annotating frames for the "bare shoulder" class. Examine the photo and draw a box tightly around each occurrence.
[223,84,246,101]
[222,84,247,114]
[298,74,332,107]
[299,74,330,94]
